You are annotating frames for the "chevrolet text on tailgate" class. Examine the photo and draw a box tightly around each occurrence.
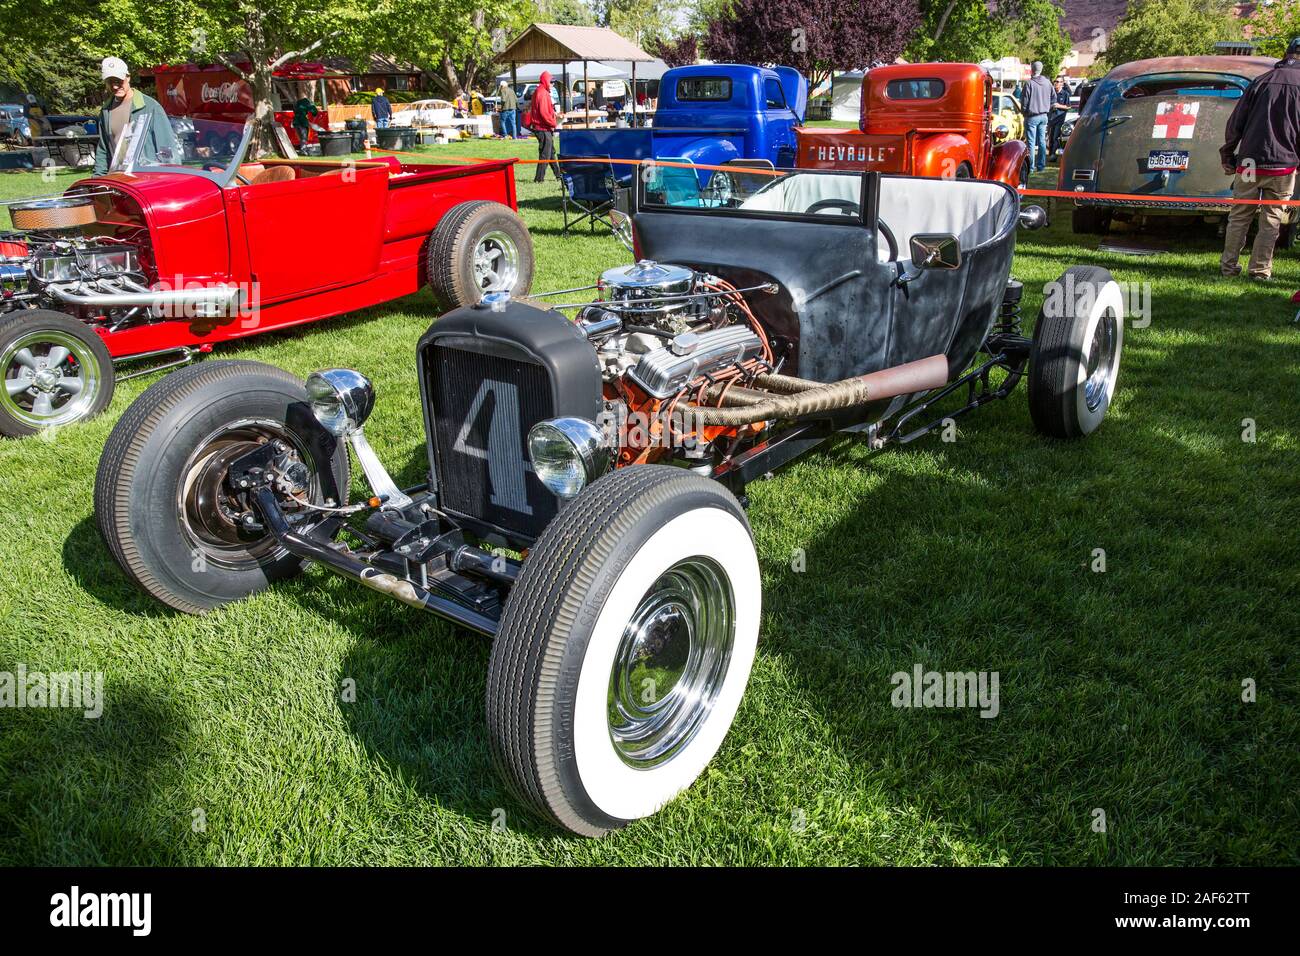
[797,63,1029,187]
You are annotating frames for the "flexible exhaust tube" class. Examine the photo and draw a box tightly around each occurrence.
[694,354,950,426]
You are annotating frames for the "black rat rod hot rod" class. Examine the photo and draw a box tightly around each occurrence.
[95,169,1124,837]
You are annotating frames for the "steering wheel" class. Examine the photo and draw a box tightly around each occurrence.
[234,172,251,185]
[878,219,899,262]
[806,198,859,216]
[803,198,899,261]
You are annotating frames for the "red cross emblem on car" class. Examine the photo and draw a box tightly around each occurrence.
[1152,101,1199,139]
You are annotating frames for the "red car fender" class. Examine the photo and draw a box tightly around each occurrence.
[912,133,978,180]
[989,139,1030,187]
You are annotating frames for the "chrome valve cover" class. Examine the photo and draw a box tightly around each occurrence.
[627,325,763,399]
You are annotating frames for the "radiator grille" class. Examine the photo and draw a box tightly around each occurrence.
[427,341,557,540]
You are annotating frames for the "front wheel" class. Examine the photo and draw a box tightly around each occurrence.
[0,309,114,437]
[94,360,349,613]
[486,465,761,837]
[1028,265,1124,438]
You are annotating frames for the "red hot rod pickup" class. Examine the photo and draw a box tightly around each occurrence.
[95,168,1124,836]
[0,115,533,436]
[798,63,1030,187]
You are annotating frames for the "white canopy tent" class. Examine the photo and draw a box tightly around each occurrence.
[831,71,865,122]
[495,62,629,84]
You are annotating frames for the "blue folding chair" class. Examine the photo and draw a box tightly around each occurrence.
[559,154,617,234]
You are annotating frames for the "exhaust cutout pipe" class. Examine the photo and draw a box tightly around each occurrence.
[695,354,950,426]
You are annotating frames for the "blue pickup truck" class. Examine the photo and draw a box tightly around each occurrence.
[560,63,808,187]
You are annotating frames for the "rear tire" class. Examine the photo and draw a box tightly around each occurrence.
[0,309,114,437]
[1028,265,1124,438]
[427,200,534,311]
[486,465,761,837]
[94,360,349,613]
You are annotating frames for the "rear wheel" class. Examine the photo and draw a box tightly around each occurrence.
[1028,265,1124,438]
[486,465,761,837]
[0,309,114,437]
[426,200,534,311]
[94,360,349,613]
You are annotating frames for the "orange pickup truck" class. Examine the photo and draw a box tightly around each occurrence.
[798,63,1030,187]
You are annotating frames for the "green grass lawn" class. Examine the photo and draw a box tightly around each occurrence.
[0,143,1296,865]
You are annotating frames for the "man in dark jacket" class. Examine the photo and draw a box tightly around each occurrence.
[371,88,393,130]
[292,96,319,149]
[1220,39,1300,280]
[1020,61,1053,173]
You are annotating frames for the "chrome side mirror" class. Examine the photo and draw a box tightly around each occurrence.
[608,209,635,254]
[897,234,962,287]
[909,234,962,270]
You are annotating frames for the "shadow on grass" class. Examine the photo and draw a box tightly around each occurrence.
[62,516,173,620]
[283,577,562,839]
[747,343,1298,864]
[0,682,190,865]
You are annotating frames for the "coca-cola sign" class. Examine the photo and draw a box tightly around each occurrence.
[200,81,242,104]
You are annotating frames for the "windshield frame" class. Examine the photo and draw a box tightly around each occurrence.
[636,165,874,228]
[111,114,254,186]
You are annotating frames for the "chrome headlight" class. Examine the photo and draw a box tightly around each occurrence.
[527,417,609,499]
[306,368,374,437]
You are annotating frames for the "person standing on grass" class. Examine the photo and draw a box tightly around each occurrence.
[1020,61,1053,173]
[498,80,519,139]
[525,70,560,182]
[1219,38,1300,282]
[292,94,319,149]
[371,88,392,130]
[1048,77,1070,154]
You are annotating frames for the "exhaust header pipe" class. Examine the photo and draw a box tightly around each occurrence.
[48,280,245,318]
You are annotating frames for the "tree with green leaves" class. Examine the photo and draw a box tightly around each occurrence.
[373,0,532,100]
[1100,0,1242,71]
[536,0,598,26]
[1245,1,1300,59]
[0,0,198,110]
[907,0,1071,75]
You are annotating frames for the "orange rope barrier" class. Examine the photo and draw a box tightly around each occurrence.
[368,146,1300,205]
[1019,186,1300,207]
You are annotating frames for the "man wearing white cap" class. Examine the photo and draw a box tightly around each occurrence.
[94,57,177,175]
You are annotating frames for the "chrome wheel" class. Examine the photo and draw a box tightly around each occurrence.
[177,419,317,570]
[608,556,735,768]
[1084,309,1119,412]
[473,230,520,293]
[0,329,102,429]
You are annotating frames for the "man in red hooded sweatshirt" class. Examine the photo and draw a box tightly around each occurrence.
[525,71,560,182]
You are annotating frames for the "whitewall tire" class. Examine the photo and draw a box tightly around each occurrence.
[486,465,760,837]
[1028,264,1124,438]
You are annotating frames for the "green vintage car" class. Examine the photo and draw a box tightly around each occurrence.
[1059,55,1298,239]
